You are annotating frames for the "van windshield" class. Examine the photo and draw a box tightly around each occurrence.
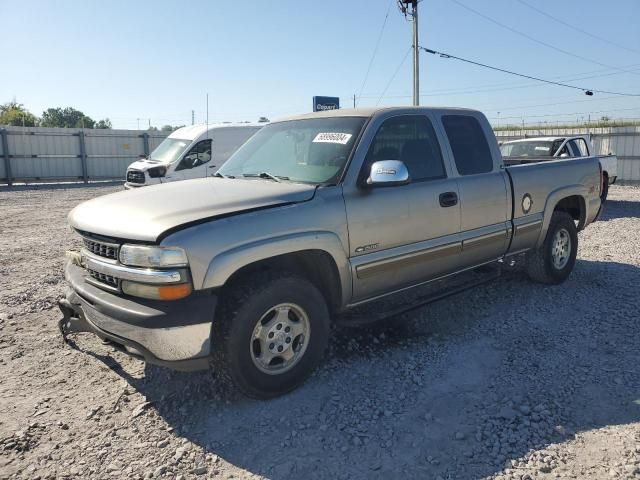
[218,117,366,184]
[149,138,191,164]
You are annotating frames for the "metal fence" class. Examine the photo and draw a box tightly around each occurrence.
[0,126,169,185]
[494,125,640,181]
[2,124,640,185]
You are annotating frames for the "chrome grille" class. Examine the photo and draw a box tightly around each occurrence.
[87,268,119,290]
[127,170,145,184]
[83,238,118,260]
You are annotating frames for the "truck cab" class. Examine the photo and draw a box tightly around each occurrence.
[124,124,263,188]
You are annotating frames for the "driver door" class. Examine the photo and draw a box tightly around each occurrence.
[174,139,213,180]
[344,114,462,302]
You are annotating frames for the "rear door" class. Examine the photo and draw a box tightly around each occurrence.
[344,113,462,302]
[439,114,511,267]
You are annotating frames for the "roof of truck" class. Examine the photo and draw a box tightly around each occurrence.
[273,106,483,123]
[168,122,264,140]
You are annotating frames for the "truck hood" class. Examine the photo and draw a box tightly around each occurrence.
[127,159,164,171]
[69,178,316,242]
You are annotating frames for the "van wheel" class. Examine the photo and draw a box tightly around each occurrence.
[526,211,578,285]
[210,271,330,399]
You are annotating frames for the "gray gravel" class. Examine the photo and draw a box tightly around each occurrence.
[0,183,639,480]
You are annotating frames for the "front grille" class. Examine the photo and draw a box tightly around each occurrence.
[127,170,145,184]
[83,237,119,260]
[87,268,119,290]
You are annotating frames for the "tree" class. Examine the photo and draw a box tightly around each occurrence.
[95,118,112,129]
[258,117,270,123]
[0,101,38,126]
[40,107,95,128]
[160,125,184,132]
[147,126,159,132]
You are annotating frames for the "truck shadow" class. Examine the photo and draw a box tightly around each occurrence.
[95,258,640,479]
[599,199,640,221]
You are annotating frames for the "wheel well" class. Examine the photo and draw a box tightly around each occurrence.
[223,250,342,313]
[554,195,586,229]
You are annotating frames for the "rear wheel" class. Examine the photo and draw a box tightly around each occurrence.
[211,271,330,399]
[601,173,609,202]
[526,211,578,285]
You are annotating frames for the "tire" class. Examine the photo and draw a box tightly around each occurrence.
[526,211,578,285]
[210,271,330,399]
[601,174,609,203]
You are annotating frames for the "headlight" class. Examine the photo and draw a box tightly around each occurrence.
[119,245,188,268]
[147,166,167,178]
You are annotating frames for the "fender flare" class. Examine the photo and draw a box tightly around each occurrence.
[201,231,352,305]
[536,184,587,247]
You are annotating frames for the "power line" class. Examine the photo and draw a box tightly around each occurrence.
[488,106,640,121]
[515,0,640,56]
[421,47,640,97]
[449,0,640,77]
[357,0,394,106]
[376,47,412,106]
[358,63,640,99]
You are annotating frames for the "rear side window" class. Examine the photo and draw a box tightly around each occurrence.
[442,115,493,175]
[365,115,446,181]
[568,138,589,157]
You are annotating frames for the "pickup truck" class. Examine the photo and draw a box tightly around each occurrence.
[500,135,617,201]
[59,107,602,399]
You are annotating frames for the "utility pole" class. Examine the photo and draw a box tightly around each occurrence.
[192,110,195,125]
[399,1,420,106]
[412,1,419,106]
[353,94,356,108]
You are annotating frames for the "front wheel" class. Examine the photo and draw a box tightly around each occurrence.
[526,211,578,285]
[211,271,330,399]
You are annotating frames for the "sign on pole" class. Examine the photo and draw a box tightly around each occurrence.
[313,96,340,112]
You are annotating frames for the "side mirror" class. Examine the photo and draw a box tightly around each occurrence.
[559,153,570,158]
[366,160,410,187]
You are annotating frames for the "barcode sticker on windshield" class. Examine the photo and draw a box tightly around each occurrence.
[313,132,353,145]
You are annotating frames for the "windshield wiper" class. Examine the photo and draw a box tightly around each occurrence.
[242,172,289,182]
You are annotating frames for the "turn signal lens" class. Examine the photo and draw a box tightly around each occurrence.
[121,281,192,300]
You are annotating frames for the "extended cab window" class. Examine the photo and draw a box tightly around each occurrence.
[365,115,445,181]
[176,139,212,170]
[442,115,493,175]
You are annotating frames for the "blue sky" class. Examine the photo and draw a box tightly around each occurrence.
[2,0,640,128]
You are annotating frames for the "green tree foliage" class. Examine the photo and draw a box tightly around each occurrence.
[258,116,270,123]
[160,125,184,132]
[0,101,38,126]
[40,107,96,128]
[95,118,112,129]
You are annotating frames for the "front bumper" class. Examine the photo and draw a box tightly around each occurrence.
[59,261,216,371]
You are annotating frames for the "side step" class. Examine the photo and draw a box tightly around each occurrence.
[335,264,502,327]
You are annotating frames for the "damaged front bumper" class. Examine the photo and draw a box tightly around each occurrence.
[58,261,216,371]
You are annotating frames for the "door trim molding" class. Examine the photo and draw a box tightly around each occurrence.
[355,241,462,279]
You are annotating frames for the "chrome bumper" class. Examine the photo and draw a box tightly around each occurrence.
[60,261,216,370]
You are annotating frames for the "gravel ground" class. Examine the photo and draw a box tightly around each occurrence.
[0,183,639,480]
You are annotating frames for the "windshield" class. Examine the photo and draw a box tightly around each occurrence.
[149,137,191,164]
[500,140,559,157]
[218,117,366,184]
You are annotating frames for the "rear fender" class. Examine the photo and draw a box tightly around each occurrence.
[536,185,587,247]
[201,231,352,306]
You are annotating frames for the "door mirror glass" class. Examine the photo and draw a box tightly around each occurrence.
[366,160,410,187]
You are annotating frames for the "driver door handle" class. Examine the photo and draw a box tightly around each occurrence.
[439,191,458,207]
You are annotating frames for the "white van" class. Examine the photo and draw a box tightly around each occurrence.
[124,123,263,188]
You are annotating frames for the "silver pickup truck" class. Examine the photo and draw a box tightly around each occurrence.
[59,107,602,398]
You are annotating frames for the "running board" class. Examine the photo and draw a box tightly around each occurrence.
[335,265,502,327]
